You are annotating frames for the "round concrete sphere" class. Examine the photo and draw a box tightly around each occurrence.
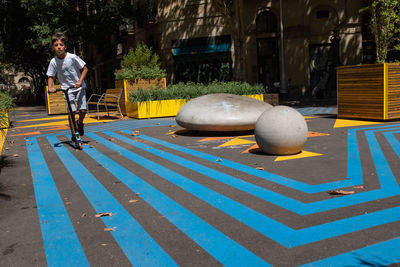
[254,105,308,155]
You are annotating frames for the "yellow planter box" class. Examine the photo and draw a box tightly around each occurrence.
[115,78,167,115]
[0,111,9,128]
[45,85,67,115]
[1,111,9,155]
[337,62,400,120]
[126,94,264,119]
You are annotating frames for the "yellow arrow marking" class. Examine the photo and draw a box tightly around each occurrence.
[334,119,383,128]
[219,138,256,147]
[274,150,323,161]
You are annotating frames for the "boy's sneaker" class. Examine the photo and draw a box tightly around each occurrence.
[77,122,84,136]
[71,135,77,143]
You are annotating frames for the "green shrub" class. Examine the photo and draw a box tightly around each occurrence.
[128,81,264,102]
[0,91,15,128]
[115,43,166,80]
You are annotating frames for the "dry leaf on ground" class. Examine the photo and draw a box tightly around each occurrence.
[129,199,139,203]
[95,212,113,218]
[328,190,355,195]
[353,185,365,189]
[104,228,115,232]
[256,167,264,170]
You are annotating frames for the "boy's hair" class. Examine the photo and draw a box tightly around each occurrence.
[51,32,68,44]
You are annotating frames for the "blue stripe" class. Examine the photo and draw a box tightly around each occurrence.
[301,237,400,266]
[127,124,400,194]
[46,135,177,267]
[88,132,400,248]
[82,141,270,266]
[111,131,399,215]
[383,130,400,159]
[26,138,89,267]
[365,129,400,189]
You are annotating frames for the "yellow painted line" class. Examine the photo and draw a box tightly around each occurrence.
[0,128,8,155]
[11,131,41,137]
[219,138,256,147]
[15,117,113,129]
[17,115,69,122]
[333,119,383,128]
[274,150,323,161]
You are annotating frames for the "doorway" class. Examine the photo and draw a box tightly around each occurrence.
[257,38,280,92]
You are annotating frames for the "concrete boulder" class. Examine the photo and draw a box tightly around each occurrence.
[254,105,308,155]
[176,93,272,131]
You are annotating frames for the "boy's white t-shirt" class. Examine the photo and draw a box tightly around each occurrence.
[46,52,86,92]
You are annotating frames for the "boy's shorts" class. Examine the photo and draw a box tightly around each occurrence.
[65,87,87,112]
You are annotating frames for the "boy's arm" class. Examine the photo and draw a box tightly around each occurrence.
[48,76,56,93]
[74,66,88,88]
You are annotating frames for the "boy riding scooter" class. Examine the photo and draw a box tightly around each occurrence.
[47,32,88,149]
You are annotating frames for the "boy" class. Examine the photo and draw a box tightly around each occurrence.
[47,32,88,139]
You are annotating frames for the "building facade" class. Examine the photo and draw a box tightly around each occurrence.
[156,0,365,98]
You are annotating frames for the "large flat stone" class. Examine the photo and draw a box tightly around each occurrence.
[176,93,272,131]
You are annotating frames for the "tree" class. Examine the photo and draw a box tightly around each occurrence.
[211,0,247,81]
[0,0,155,103]
[361,0,400,62]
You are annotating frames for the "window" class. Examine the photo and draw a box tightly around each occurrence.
[316,10,330,19]
[256,11,278,34]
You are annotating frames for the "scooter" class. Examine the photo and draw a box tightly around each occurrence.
[52,87,83,150]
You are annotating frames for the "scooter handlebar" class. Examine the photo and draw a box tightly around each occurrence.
[49,86,76,93]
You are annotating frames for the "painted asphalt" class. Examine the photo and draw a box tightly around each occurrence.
[1,106,400,266]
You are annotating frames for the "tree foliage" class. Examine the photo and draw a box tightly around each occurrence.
[0,0,154,103]
[361,0,400,62]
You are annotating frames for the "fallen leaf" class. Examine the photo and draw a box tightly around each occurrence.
[129,199,139,203]
[171,134,177,138]
[100,243,107,246]
[89,145,95,148]
[156,123,160,125]
[5,147,9,150]
[256,167,264,170]
[96,212,113,218]
[328,190,355,195]
[169,125,176,127]
[104,228,115,232]
[81,213,86,217]
[353,185,365,189]
[13,154,19,157]
[65,202,72,205]
[131,130,140,136]
[216,159,222,162]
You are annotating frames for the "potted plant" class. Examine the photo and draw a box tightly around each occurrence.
[127,81,265,119]
[114,43,167,115]
[337,0,400,120]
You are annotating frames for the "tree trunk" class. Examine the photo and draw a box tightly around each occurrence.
[230,0,246,81]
